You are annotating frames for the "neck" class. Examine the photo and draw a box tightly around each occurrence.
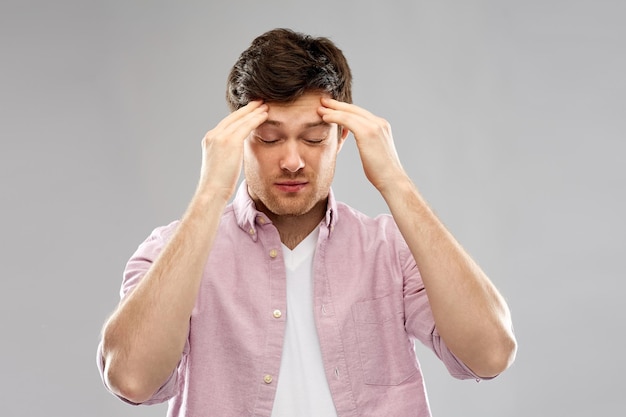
[265,199,326,250]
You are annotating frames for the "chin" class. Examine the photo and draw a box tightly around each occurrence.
[267,201,314,217]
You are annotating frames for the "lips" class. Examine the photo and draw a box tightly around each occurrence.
[274,181,308,193]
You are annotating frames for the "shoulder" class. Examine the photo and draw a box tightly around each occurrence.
[331,201,418,278]
[146,203,238,244]
[333,202,407,254]
[335,201,399,234]
[144,220,180,243]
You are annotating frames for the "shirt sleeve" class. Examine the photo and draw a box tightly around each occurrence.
[398,229,493,381]
[96,221,190,405]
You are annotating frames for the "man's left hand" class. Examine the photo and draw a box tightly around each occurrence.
[318,97,408,192]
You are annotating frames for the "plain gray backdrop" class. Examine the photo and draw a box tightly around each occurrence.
[1,0,624,416]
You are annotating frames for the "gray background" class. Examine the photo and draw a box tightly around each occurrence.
[1,0,624,416]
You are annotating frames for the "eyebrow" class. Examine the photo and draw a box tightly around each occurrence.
[260,120,330,129]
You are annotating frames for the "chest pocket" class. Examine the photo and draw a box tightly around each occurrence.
[352,295,418,385]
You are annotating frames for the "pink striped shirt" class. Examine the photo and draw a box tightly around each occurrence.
[97,182,482,416]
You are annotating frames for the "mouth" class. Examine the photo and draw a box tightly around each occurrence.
[274,180,308,193]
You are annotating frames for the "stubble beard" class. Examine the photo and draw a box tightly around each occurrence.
[247,169,334,219]
[258,177,319,218]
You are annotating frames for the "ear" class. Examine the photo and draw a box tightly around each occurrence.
[337,125,350,152]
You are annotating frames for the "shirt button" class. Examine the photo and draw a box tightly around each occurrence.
[269,249,278,258]
[248,228,255,235]
[263,374,273,384]
[258,217,266,225]
[273,309,282,319]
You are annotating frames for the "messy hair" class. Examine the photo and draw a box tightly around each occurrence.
[226,28,352,111]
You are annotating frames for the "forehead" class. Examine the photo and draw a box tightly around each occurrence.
[260,92,331,131]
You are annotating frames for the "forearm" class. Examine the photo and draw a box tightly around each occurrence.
[101,189,229,402]
[380,176,516,378]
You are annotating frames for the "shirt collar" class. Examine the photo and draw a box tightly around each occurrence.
[233,180,338,240]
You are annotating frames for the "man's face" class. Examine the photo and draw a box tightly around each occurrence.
[243,92,347,219]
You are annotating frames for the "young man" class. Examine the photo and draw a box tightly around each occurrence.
[97,28,516,417]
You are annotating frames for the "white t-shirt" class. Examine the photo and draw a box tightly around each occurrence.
[271,226,338,417]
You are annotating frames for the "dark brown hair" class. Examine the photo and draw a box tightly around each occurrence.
[226,28,352,111]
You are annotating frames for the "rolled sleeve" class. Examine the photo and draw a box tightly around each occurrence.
[399,236,490,381]
[96,221,188,405]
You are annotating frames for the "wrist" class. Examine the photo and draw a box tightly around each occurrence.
[185,185,231,218]
[193,179,236,204]
[375,171,414,197]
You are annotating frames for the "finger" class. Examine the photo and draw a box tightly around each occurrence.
[216,100,265,131]
[318,106,371,133]
[203,105,267,151]
[212,103,268,138]
[320,97,377,120]
[318,99,385,132]
[223,106,268,139]
[214,100,265,131]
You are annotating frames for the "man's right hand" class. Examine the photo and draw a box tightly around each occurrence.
[101,101,267,404]
[196,100,268,202]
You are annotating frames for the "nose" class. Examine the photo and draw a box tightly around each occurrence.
[279,141,305,173]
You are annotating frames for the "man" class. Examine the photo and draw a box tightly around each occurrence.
[97,28,516,416]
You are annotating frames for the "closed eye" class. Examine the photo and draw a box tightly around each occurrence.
[303,138,325,145]
[255,135,280,144]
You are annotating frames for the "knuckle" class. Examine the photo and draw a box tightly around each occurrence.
[377,117,391,129]
[201,133,213,146]
[376,118,392,135]
[203,129,225,144]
